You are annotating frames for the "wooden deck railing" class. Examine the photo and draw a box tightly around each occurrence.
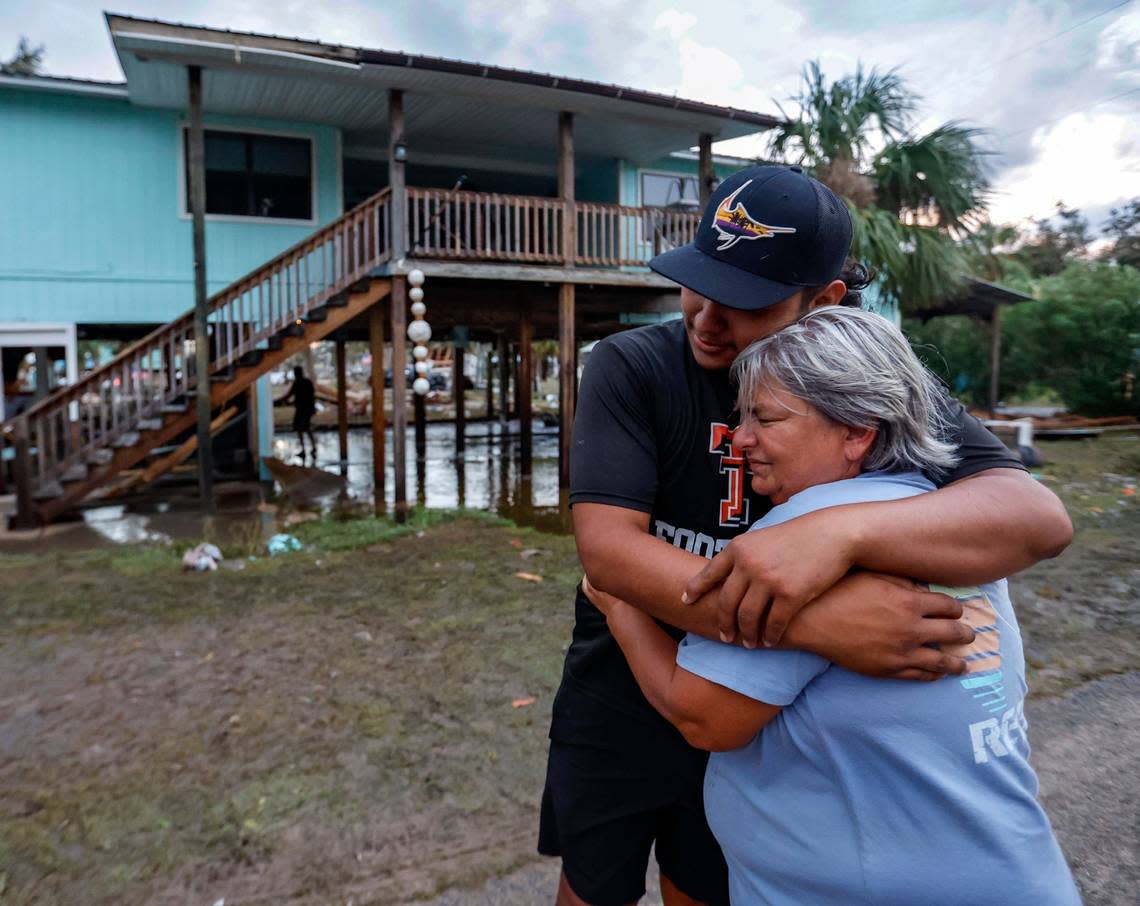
[2,188,392,499]
[406,187,700,267]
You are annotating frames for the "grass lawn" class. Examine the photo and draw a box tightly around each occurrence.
[1,435,1138,904]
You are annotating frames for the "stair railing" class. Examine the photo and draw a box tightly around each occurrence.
[3,188,392,499]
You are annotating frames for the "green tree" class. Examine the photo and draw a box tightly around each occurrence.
[1102,198,1140,270]
[1002,261,1140,416]
[1013,202,1090,277]
[1,37,45,76]
[769,61,991,312]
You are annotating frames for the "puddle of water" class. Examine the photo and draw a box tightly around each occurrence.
[272,419,570,531]
[0,420,570,552]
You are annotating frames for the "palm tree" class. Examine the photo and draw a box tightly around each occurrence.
[769,62,991,312]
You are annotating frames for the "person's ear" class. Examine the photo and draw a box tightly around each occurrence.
[843,424,876,464]
[807,280,846,310]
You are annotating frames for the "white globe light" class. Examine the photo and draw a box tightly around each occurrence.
[407,320,432,344]
[415,361,430,375]
[410,300,426,317]
[408,269,425,287]
[413,345,429,361]
[413,377,430,395]
[409,287,424,303]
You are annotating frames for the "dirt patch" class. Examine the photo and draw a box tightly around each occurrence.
[1,436,1137,903]
[0,518,579,905]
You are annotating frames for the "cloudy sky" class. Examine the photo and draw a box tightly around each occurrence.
[4,0,1138,230]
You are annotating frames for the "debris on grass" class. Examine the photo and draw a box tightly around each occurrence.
[267,533,303,556]
[514,571,543,583]
[182,542,223,572]
[511,697,536,708]
[519,548,546,560]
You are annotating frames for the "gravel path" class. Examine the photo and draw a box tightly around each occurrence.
[409,672,1139,906]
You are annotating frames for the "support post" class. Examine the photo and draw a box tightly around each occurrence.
[497,332,510,431]
[559,111,576,264]
[389,89,407,261]
[485,347,495,420]
[519,303,534,477]
[989,306,1002,417]
[32,347,51,402]
[10,417,35,529]
[188,64,214,513]
[369,303,387,515]
[388,89,409,522]
[454,343,466,457]
[698,133,715,206]
[335,334,349,475]
[558,283,576,490]
[391,277,408,522]
[414,391,426,462]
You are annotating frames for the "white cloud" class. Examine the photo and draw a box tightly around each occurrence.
[653,8,696,41]
[989,111,1140,225]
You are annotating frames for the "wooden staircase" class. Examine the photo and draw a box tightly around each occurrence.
[3,189,393,526]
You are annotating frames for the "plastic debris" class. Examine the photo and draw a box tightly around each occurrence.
[354,630,373,643]
[1123,488,1135,496]
[519,548,546,560]
[511,697,536,708]
[515,571,543,583]
[182,542,224,572]
[509,538,523,549]
[267,533,303,556]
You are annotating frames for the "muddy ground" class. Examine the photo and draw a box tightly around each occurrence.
[1,435,1138,905]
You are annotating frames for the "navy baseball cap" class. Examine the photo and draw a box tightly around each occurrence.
[649,165,853,311]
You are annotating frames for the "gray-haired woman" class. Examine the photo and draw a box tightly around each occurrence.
[587,307,1081,905]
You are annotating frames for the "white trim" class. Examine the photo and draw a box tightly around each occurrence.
[113,31,362,73]
[668,149,755,167]
[175,121,320,226]
[0,74,128,99]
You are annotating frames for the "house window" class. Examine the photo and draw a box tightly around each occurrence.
[641,172,700,209]
[184,130,313,220]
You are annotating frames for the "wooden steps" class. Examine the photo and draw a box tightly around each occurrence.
[32,278,391,522]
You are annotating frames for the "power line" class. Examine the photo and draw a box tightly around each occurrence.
[956,0,1134,87]
[1001,84,1140,141]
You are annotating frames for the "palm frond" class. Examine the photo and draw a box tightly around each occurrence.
[848,204,967,313]
[872,123,991,231]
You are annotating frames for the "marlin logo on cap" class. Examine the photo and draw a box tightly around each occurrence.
[712,180,797,251]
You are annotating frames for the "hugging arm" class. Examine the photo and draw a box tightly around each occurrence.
[575,502,975,679]
[686,466,1073,649]
[591,582,779,752]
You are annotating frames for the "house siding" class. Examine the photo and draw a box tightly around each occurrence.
[0,87,341,327]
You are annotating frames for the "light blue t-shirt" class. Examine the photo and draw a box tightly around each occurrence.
[677,471,1081,906]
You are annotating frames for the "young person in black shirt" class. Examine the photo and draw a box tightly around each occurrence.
[539,166,1073,906]
[277,365,318,462]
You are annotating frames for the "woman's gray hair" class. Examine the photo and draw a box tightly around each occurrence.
[731,307,960,475]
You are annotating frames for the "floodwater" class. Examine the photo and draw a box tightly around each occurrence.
[0,419,569,552]
[272,418,567,530]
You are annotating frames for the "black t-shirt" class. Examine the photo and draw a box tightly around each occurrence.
[554,318,1024,755]
[293,377,316,416]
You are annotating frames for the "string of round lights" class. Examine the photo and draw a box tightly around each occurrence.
[406,269,431,395]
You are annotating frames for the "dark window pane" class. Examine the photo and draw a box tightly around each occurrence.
[185,130,313,219]
[205,133,247,172]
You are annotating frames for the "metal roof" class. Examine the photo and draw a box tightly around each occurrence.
[104,13,779,167]
[912,278,1033,321]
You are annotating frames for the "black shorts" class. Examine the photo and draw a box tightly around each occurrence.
[292,410,314,432]
[538,737,729,906]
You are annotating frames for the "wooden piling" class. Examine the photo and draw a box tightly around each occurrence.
[369,302,387,515]
[519,303,534,477]
[335,334,349,475]
[558,283,576,489]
